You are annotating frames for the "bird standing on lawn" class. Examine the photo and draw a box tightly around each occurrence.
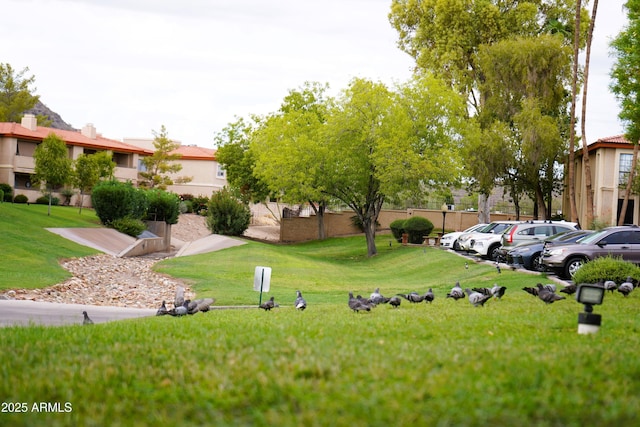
[560,284,577,296]
[370,288,386,305]
[173,300,189,316]
[464,288,492,307]
[424,288,435,303]
[348,292,371,313]
[259,296,276,311]
[388,296,401,308]
[618,277,634,297]
[82,311,94,325]
[536,283,565,304]
[447,281,465,300]
[604,280,617,294]
[195,298,215,313]
[295,290,307,311]
[398,292,426,303]
[491,284,507,300]
[156,300,168,316]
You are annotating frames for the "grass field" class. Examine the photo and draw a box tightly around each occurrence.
[1,205,639,426]
[0,203,101,289]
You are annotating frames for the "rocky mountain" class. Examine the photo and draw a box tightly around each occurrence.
[25,100,76,131]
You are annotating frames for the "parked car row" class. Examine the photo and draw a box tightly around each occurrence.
[542,225,640,278]
[454,220,579,262]
[442,220,640,279]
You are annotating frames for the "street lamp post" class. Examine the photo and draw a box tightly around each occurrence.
[441,203,448,235]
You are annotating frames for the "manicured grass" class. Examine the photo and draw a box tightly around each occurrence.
[154,235,525,306]
[2,209,640,426]
[0,203,101,289]
[1,292,639,426]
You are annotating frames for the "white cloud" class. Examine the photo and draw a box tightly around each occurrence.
[1,0,627,146]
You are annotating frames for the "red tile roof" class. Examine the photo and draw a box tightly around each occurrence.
[0,122,153,155]
[595,134,629,144]
[171,145,217,161]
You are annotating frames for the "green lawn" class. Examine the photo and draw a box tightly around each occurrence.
[0,203,101,289]
[1,206,639,426]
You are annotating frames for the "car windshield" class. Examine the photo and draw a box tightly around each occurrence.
[548,230,591,243]
[576,229,609,244]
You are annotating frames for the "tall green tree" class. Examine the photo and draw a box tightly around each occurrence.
[214,116,275,216]
[611,0,640,225]
[320,76,469,257]
[139,125,191,189]
[0,63,39,122]
[73,151,115,214]
[32,133,73,215]
[389,0,587,221]
[252,82,333,239]
[474,34,572,219]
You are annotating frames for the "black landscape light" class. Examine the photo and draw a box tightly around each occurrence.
[575,284,605,335]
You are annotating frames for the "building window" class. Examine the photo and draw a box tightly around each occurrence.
[216,164,226,178]
[619,153,633,186]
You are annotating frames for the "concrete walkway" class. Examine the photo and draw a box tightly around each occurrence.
[0,300,156,327]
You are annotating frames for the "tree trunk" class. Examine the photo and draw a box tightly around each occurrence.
[535,185,548,220]
[78,191,84,215]
[567,0,583,224]
[580,0,599,229]
[309,200,326,240]
[618,141,639,225]
[363,218,378,257]
[477,193,490,223]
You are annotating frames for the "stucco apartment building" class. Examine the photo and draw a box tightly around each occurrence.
[568,134,639,226]
[123,138,227,197]
[0,114,226,205]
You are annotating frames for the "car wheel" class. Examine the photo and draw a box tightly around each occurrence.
[489,244,502,261]
[453,240,460,251]
[564,257,585,278]
[532,253,546,272]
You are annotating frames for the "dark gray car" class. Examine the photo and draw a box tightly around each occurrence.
[542,225,640,278]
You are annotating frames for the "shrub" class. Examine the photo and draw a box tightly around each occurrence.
[36,196,60,205]
[179,200,193,214]
[192,195,209,215]
[145,189,180,224]
[13,194,29,203]
[206,188,251,236]
[0,189,3,203]
[390,219,406,242]
[91,180,148,225]
[572,255,640,285]
[403,216,434,244]
[0,183,12,202]
[110,217,147,237]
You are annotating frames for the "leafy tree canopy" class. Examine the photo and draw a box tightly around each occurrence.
[139,125,191,190]
[0,63,39,122]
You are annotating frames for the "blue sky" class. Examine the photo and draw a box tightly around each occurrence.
[2,0,628,147]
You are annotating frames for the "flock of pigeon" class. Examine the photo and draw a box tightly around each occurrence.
[346,283,507,312]
[80,267,637,323]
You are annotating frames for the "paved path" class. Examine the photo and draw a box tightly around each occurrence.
[0,300,156,327]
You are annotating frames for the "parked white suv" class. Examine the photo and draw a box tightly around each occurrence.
[460,221,519,260]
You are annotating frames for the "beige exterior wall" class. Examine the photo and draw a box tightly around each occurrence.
[0,134,141,205]
[166,159,227,197]
[280,208,533,243]
[570,145,639,227]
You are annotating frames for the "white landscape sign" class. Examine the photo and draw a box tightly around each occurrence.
[253,266,271,293]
